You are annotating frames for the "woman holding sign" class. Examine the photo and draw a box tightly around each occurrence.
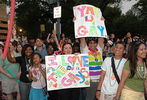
[55,43,80,100]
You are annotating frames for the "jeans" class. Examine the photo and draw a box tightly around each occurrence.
[86,82,98,100]
[19,81,31,100]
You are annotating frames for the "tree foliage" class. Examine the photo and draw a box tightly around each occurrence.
[13,0,146,39]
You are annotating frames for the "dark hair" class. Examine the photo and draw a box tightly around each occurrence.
[31,52,42,66]
[73,43,80,53]
[62,43,73,54]
[35,37,42,42]
[21,44,34,57]
[16,44,22,53]
[87,37,98,44]
[115,41,126,49]
[128,41,146,78]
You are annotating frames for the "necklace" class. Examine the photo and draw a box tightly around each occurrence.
[136,63,144,80]
[88,48,98,61]
[109,58,122,86]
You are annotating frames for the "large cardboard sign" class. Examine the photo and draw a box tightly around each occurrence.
[45,54,90,91]
[73,4,107,38]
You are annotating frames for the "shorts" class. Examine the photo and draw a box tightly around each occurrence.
[2,79,19,94]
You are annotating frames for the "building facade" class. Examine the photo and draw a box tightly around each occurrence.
[0,4,8,41]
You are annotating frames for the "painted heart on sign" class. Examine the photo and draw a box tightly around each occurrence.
[72,56,77,63]
[68,56,73,64]
[53,83,57,88]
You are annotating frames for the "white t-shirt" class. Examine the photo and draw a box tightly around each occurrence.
[101,57,127,94]
[30,64,46,89]
[80,44,103,79]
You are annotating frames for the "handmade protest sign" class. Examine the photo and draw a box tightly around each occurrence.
[73,4,107,38]
[45,54,90,91]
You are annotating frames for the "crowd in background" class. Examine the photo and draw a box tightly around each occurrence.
[0,30,146,100]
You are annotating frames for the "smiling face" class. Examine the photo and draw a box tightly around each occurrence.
[32,54,42,65]
[9,43,15,52]
[63,44,72,55]
[25,47,33,58]
[137,44,146,60]
[114,43,125,57]
[47,45,54,55]
[88,40,97,51]
[17,44,22,53]
[36,38,43,47]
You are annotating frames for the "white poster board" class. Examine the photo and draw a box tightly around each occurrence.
[73,4,107,38]
[45,54,90,91]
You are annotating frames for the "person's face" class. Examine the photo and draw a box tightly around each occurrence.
[111,34,115,39]
[127,38,131,44]
[88,40,97,51]
[47,45,54,55]
[29,39,35,46]
[17,44,22,52]
[25,40,28,44]
[9,43,14,51]
[114,44,125,57]
[25,47,33,58]
[36,39,43,47]
[73,46,79,53]
[63,44,72,54]
[137,44,146,60]
[127,32,131,38]
[33,54,42,65]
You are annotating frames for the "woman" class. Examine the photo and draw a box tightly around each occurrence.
[115,41,147,100]
[54,43,80,100]
[0,43,21,100]
[7,44,34,100]
[16,44,22,55]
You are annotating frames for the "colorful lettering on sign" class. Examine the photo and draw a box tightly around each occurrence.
[46,54,90,90]
[74,5,107,38]
[48,57,57,66]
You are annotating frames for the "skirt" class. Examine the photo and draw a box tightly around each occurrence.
[29,87,48,100]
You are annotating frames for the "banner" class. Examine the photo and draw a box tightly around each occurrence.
[73,4,107,38]
[45,54,90,91]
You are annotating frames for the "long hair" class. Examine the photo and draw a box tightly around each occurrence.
[21,44,34,57]
[62,43,73,54]
[128,41,146,78]
[30,52,42,66]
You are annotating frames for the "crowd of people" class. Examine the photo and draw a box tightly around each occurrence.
[0,29,146,100]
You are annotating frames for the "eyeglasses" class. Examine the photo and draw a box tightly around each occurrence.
[47,48,54,50]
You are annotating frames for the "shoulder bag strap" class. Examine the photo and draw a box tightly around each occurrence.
[111,57,120,84]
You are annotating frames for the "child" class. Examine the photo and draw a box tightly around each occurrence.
[29,53,48,100]
[96,41,127,100]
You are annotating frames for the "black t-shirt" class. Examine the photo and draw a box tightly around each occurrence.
[16,56,32,83]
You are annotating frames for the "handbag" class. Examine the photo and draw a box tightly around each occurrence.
[42,86,47,96]
[40,64,47,96]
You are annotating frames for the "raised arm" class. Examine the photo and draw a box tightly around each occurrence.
[7,50,16,63]
[80,37,87,49]
[52,29,60,50]
[98,37,104,49]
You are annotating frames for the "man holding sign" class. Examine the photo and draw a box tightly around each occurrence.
[73,4,106,100]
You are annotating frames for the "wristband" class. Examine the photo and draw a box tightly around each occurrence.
[96,89,101,92]
[114,97,118,100]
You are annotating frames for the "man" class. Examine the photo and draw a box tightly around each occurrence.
[34,37,47,63]
[80,37,104,100]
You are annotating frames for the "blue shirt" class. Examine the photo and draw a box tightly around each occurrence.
[34,44,48,62]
